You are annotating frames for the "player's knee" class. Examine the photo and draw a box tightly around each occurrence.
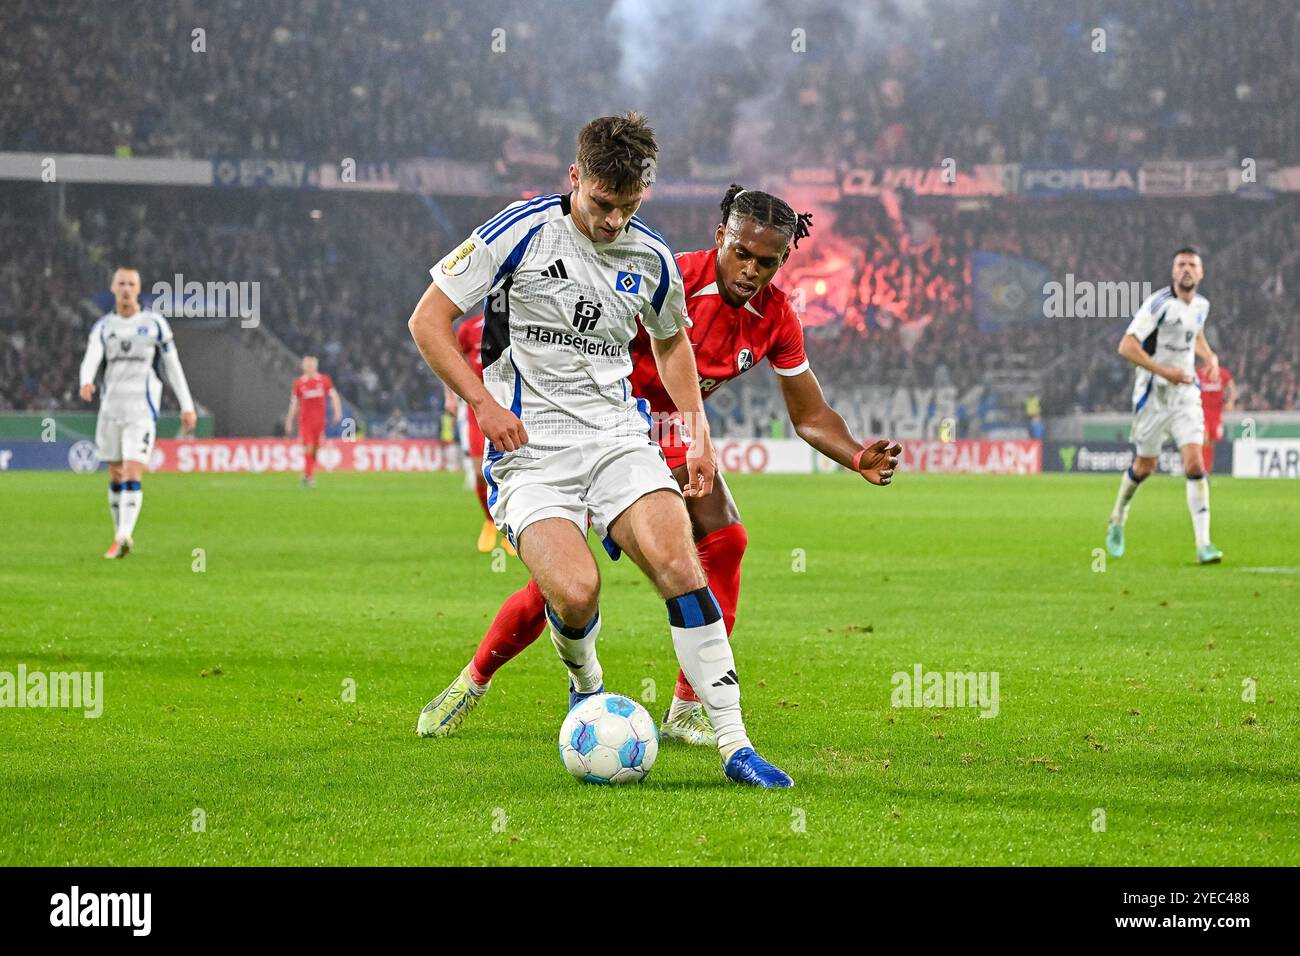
[1131,458,1156,479]
[656,550,707,598]
[734,522,748,552]
[548,576,600,626]
[717,521,748,557]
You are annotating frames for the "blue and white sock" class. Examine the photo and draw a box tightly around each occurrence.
[667,586,751,761]
[118,480,143,540]
[1186,473,1211,547]
[548,606,603,694]
[1110,466,1145,525]
[108,481,123,533]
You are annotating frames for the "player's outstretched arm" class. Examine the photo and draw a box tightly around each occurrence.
[778,368,900,485]
[408,281,527,451]
[1118,333,1192,385]
[650,328,714,498]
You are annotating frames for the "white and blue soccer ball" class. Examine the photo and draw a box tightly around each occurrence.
[558,693,659,784]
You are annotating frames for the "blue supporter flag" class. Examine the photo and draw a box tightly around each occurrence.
[972,252,1051,333]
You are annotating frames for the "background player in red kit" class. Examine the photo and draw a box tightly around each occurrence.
[1197,361,1235,473]
[445,313,513,553]
[284,354,342,487]
[418,186,902,742]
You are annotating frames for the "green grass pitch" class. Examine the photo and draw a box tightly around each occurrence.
[1,470,1296,866]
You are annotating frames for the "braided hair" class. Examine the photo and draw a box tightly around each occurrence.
[719,184,813,249]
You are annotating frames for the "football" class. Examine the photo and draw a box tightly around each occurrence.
[558,693,659,784]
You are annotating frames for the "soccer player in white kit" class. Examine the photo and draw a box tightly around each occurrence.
[1106,248,1223,564]
[79,267,197,558]
[407,113,793,787]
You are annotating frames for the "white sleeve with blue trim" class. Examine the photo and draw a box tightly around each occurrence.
[634,230,688,341]
[430,196,558,313]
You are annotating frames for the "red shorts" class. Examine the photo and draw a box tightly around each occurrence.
[465,408,485,459]
[659,418,688,471]
[300,420,325,446]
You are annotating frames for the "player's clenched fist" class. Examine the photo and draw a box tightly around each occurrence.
[477,402,529,452]
[80,383,96,402]
[856,438,902,486]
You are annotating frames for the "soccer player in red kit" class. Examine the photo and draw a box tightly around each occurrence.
[446,313,511,553]
[285,354,341,487]
[418,185,902,742]
[1197,362,1235,473]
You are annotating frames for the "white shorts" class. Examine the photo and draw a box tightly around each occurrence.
[95,416,156,465]
[484,437,680,550]
[1131,401,1204,458]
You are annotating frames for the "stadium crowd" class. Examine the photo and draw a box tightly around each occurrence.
[5,181,1296,426]
[777,0,1300,169]
[3,0,1298,426]
[1,0,615,164]
[5,1,1298,168]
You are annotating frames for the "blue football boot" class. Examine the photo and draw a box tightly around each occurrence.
[569,680,605,711]
[724,747,795,788]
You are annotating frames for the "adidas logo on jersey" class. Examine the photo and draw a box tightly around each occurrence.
[543,259,568,280]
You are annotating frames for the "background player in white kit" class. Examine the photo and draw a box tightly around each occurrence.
[79,267,197,558]
[408,113,793,787]
[1106,248,1223,564]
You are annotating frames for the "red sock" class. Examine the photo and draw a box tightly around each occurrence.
[674,523,748,702]
[474,476,491,521]
[304,448,317,478]
[469,578,548,685]
[1202,443,1214,475]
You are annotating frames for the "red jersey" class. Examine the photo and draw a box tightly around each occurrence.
[294,372,334,425]
[629,248,809,468]
[630,248,808,411]
[456,314,485,380]
[1197,365,1232,424]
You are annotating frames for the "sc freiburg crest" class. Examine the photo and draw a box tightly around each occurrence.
[736,348,754,372]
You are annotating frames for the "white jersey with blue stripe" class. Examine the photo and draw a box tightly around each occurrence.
[79,309,194,422]
[1125,286,1208,412]
[431,192,687,458]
